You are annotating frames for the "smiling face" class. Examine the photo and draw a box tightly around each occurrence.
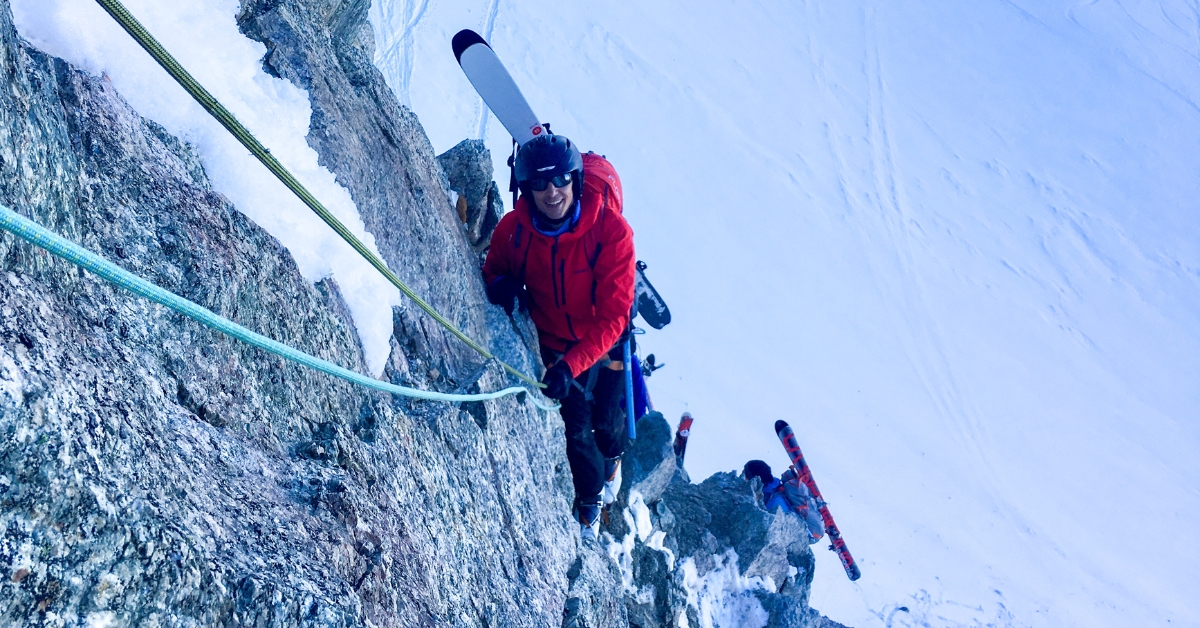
[531,177,575,220]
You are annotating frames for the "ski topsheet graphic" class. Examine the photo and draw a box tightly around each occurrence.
[452,30,545,145]
[775,420,862,581]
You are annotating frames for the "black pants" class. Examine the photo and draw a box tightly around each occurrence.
[544,348,627,502]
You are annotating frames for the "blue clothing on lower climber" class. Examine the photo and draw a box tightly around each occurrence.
[762,478,791,512]
[745,460,825,544]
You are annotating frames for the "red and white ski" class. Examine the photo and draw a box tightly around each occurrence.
[775,420,861,581]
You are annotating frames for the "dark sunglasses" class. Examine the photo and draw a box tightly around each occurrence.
[528,171,573,192]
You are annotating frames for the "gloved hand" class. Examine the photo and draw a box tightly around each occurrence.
[541,362,574,400]
[486,275,528,316]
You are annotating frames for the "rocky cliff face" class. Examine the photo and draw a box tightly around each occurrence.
[0,1,843,626]
[594,414,848,628]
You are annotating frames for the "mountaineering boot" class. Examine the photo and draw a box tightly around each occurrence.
[602,456,622,506]
[574,495,603,540]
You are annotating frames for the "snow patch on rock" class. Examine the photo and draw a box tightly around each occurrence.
[606,490,665,594]
[677,550,771,628]
[10,0,401,374]
[628,490,653,541]
[85,611,117,628]
[645,529,675,571]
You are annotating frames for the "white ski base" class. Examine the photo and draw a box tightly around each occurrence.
[456,34,544,145]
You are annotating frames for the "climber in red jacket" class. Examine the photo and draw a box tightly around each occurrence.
[482,133,635,537]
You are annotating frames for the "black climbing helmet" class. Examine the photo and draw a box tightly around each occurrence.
[743,460,774,487]
[515,134,583,197]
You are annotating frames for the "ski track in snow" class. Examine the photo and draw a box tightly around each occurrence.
[862,8,997,495]
[791,7,1045,620]
[877,589,1016,628]
[371,0,430,108]
[817,12,1050,619]
[1018,0,1200,114]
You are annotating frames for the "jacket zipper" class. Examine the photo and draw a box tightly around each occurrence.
[550,237,560,308]
[559,259,566,310]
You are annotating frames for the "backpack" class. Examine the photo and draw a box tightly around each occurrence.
[781,468,826,544]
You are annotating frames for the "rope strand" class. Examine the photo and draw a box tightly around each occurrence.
[0,204,558,410]
[91,0,543,389]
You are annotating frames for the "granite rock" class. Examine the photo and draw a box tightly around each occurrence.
[0,0,572,624]
[436,139,504,253]
[0,0,844,625]
[600,414,847,628]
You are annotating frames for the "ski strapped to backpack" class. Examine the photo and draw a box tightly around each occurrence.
[452,29,546,145]
[775,420,862,581]
[453,29,547,207]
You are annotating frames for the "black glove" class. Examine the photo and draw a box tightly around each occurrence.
[541,362,574,400]
[486,275,528,316]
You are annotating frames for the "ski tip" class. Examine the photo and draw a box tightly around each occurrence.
[774,420,789,434]
[452,29,489,64]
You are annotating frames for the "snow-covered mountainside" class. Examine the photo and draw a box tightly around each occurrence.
[0,0,841,626]
[374,1,1200,626]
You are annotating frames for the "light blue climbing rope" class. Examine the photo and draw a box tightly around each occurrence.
[0,204,557,410]
[91,0,545,390]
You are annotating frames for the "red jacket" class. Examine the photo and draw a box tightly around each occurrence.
[483,153,635,377]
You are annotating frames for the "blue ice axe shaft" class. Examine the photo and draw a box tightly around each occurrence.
[624,334,636,441]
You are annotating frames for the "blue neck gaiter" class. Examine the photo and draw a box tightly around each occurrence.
[531,200,580,237]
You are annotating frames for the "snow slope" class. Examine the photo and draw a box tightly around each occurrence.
[372,1,1200,626]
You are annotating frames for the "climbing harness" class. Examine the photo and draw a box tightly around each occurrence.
[0,204,557,410]
[90,0,544,389]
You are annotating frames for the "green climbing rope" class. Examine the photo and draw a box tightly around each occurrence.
[0,204,557,410]
[91,0,543,389]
